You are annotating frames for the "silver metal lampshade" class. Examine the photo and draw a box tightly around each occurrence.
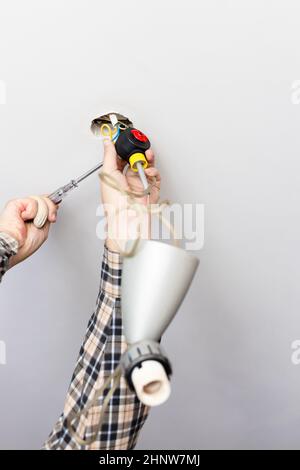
[121,240,199,345]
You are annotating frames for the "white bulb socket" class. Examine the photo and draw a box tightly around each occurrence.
[131,360,171,407]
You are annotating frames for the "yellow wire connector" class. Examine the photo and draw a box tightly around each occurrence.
[99,123,119,141]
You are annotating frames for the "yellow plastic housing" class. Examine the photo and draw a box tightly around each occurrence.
[129,153,148,172]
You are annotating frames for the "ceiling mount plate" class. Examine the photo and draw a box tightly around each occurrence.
[91,112,133,136]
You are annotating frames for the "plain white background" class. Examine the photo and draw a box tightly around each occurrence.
[1,0,300,449]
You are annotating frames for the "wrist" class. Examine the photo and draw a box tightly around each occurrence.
[0,232,19,271]
[0,223,24,248]
[105,211,151,254]
[0,232,19,251]
[8,253,19,269]
[105,238,121,253]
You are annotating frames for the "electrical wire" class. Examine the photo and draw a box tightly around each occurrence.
[65,365,122,446]
[100,123,120,142]
[112,127,120,142]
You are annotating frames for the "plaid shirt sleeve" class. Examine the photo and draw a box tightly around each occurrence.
[43,245,150,450]
[0,232,18,282]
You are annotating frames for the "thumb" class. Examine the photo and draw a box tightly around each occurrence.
[102,139,118,173]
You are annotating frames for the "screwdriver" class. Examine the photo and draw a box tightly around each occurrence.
[49,127,151,204]
[48,162,104,204]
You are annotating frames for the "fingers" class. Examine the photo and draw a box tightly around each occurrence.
[2,196,58,236]
[144,166,161,184]
[19,198,39,221]
[43,197,58,223]
[145,148,155,167]
[30,196,49,228]
[26,196,58,228]
[102,139,118,173]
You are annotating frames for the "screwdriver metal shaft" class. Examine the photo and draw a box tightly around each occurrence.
[48,162,103,204]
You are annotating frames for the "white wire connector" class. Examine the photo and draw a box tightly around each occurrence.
[109,113,118,127]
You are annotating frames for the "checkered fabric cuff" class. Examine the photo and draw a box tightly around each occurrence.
[0,232,19,282]
[100,244,123,299]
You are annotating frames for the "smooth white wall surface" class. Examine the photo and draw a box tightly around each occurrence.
[1,0,300,449]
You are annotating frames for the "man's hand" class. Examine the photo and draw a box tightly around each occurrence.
[0,196,58,268]
[100,140,161,252]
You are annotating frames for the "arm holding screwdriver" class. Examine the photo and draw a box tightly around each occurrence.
[43,140,161,450]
